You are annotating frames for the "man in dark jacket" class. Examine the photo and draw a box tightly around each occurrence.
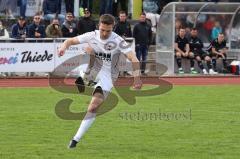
[77,8,96,35]
[114,11,132,38]
[133,12,152,76]
[43,0,65,24]
[11,16,28,39]
[27,13,46,38]
[114,10,132,76]
[61,12,78,37]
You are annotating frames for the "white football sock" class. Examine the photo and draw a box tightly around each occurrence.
[73,112,96,142]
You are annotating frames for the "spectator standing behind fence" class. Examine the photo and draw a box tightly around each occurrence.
[133,12,152,76]
[208,33,228,73]
[61,12,78,37]
[64,0,74,15]
[79,0,93,13]
[27,13,46,38]
[112,0,128,17]
[43,0,65,24]
[18,0,27,18]
[77,8,96,35]
[100,0,113,15]
[0,20,9,39]
[114,10,132,76]
[175,27,198,74]
[46,18,62,38]
[0,0,17,19]
[11,16,28,39]
[189,28,217,75]
[143,0,160,34]
[211,21,222,40]
[114,11,132,38]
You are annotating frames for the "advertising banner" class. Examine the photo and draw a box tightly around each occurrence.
[0,43,55,72]
[0,38,135,73]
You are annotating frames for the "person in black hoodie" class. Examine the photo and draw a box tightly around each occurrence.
[114,10,132,38]
[133,12,152,76]
[11,16,28,39]
[77,8,96,35]
[61,12,78,37]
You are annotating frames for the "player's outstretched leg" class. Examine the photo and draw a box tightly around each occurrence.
[68,91,104,149]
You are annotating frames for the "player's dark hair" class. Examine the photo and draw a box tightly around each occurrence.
[34,12,41,17]
[119,10,126,15]
[51,17,59,22]
[179,27,186,30]
[66,12,73,16]
[99,14,115,25]
[191,27,197,31]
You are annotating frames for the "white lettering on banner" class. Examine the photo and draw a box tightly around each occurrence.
[54,43,88,76]
[67,47,79,51]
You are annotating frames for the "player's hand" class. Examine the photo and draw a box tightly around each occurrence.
[35,32,41,37]
[132,77,142,90]
[58,47,65,57]
[218,52,224,58]
[84,44,94,55]
[182,52,188,57]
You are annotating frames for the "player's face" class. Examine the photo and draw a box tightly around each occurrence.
[179,29,186,37]
[218,34,224,43]
[119,13,127,22]
[139,15,146,22]
[34,16,41,24]
[18,19,25,27]
[66,13,73,21]
[99,23,113,40]
[191,30,198,37]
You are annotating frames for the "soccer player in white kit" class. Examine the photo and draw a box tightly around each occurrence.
[58,14,142,148]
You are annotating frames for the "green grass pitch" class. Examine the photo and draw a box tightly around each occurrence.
[1,85,240,159]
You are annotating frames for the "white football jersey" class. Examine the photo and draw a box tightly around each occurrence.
[77,30,132,79]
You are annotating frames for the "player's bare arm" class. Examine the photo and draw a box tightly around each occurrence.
[212,47,220,55]
[126,51,142,89]
[84,44,95,55]
[185,44,190,55]
[212,47,225,58]
[220,48,227,54]
[58,37,80,57]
